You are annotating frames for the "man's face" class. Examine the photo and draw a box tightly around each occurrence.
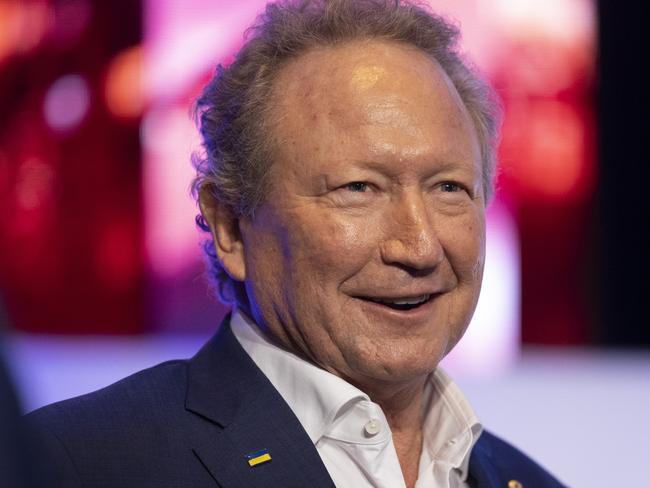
[238,40,485,390]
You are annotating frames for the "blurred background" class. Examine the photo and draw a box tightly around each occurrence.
[0,0,648,486]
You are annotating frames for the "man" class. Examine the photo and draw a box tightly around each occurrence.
[28,1,565,487]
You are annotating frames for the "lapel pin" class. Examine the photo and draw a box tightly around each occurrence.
[245,448,272,467]
[508,481,523,488]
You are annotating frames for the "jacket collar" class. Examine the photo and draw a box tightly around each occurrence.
[468,431,506,488]
[185,314,267,427]
[185,315,335,487]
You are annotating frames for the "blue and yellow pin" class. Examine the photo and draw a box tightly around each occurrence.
[245,448,272,467]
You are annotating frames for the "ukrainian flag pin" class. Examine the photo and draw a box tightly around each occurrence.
[245,448,272,467]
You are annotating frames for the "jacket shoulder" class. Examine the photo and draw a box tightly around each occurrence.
[27,359,188,429]
[25,360,202,487]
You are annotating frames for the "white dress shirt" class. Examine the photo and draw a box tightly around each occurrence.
[231,310,483,488]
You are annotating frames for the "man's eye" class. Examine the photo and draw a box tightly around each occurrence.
[345,182,368,192]
[440,182,462,192]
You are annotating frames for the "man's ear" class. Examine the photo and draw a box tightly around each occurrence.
[199,187,247,282]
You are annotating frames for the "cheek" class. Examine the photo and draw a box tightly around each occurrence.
[242,226,285,302]
[285,213,377,279]
[440,212,486,282]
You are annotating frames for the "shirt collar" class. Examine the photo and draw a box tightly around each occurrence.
[230,309,482,480]
[421,368,483,481]
[230,309,368,444]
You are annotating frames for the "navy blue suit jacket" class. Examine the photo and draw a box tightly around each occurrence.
[28,319,566,487]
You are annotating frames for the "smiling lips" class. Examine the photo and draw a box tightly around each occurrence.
[364,294,432,311]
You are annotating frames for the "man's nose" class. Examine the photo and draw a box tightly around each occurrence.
[379,194,444,271]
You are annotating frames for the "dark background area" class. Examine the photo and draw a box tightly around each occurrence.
[596,0,650,346]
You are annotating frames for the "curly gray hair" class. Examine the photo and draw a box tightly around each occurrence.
[192,0,502,303]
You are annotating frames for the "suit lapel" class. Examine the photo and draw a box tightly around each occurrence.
[185,316,335,488]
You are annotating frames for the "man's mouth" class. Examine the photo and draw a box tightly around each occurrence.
[360,294,432,311]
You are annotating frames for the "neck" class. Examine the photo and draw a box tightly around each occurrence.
[364,377,427,488]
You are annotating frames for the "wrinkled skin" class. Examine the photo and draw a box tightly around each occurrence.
[208,40,486,398]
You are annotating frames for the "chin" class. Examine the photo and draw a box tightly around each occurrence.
[349,347,445,386]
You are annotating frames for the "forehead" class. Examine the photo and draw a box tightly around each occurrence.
[266,39,480,177]
[270,40,470,127]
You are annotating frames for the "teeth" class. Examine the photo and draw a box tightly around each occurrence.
[370,294,430,305]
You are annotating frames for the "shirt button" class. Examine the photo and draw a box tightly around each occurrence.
[364,419,381,436]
